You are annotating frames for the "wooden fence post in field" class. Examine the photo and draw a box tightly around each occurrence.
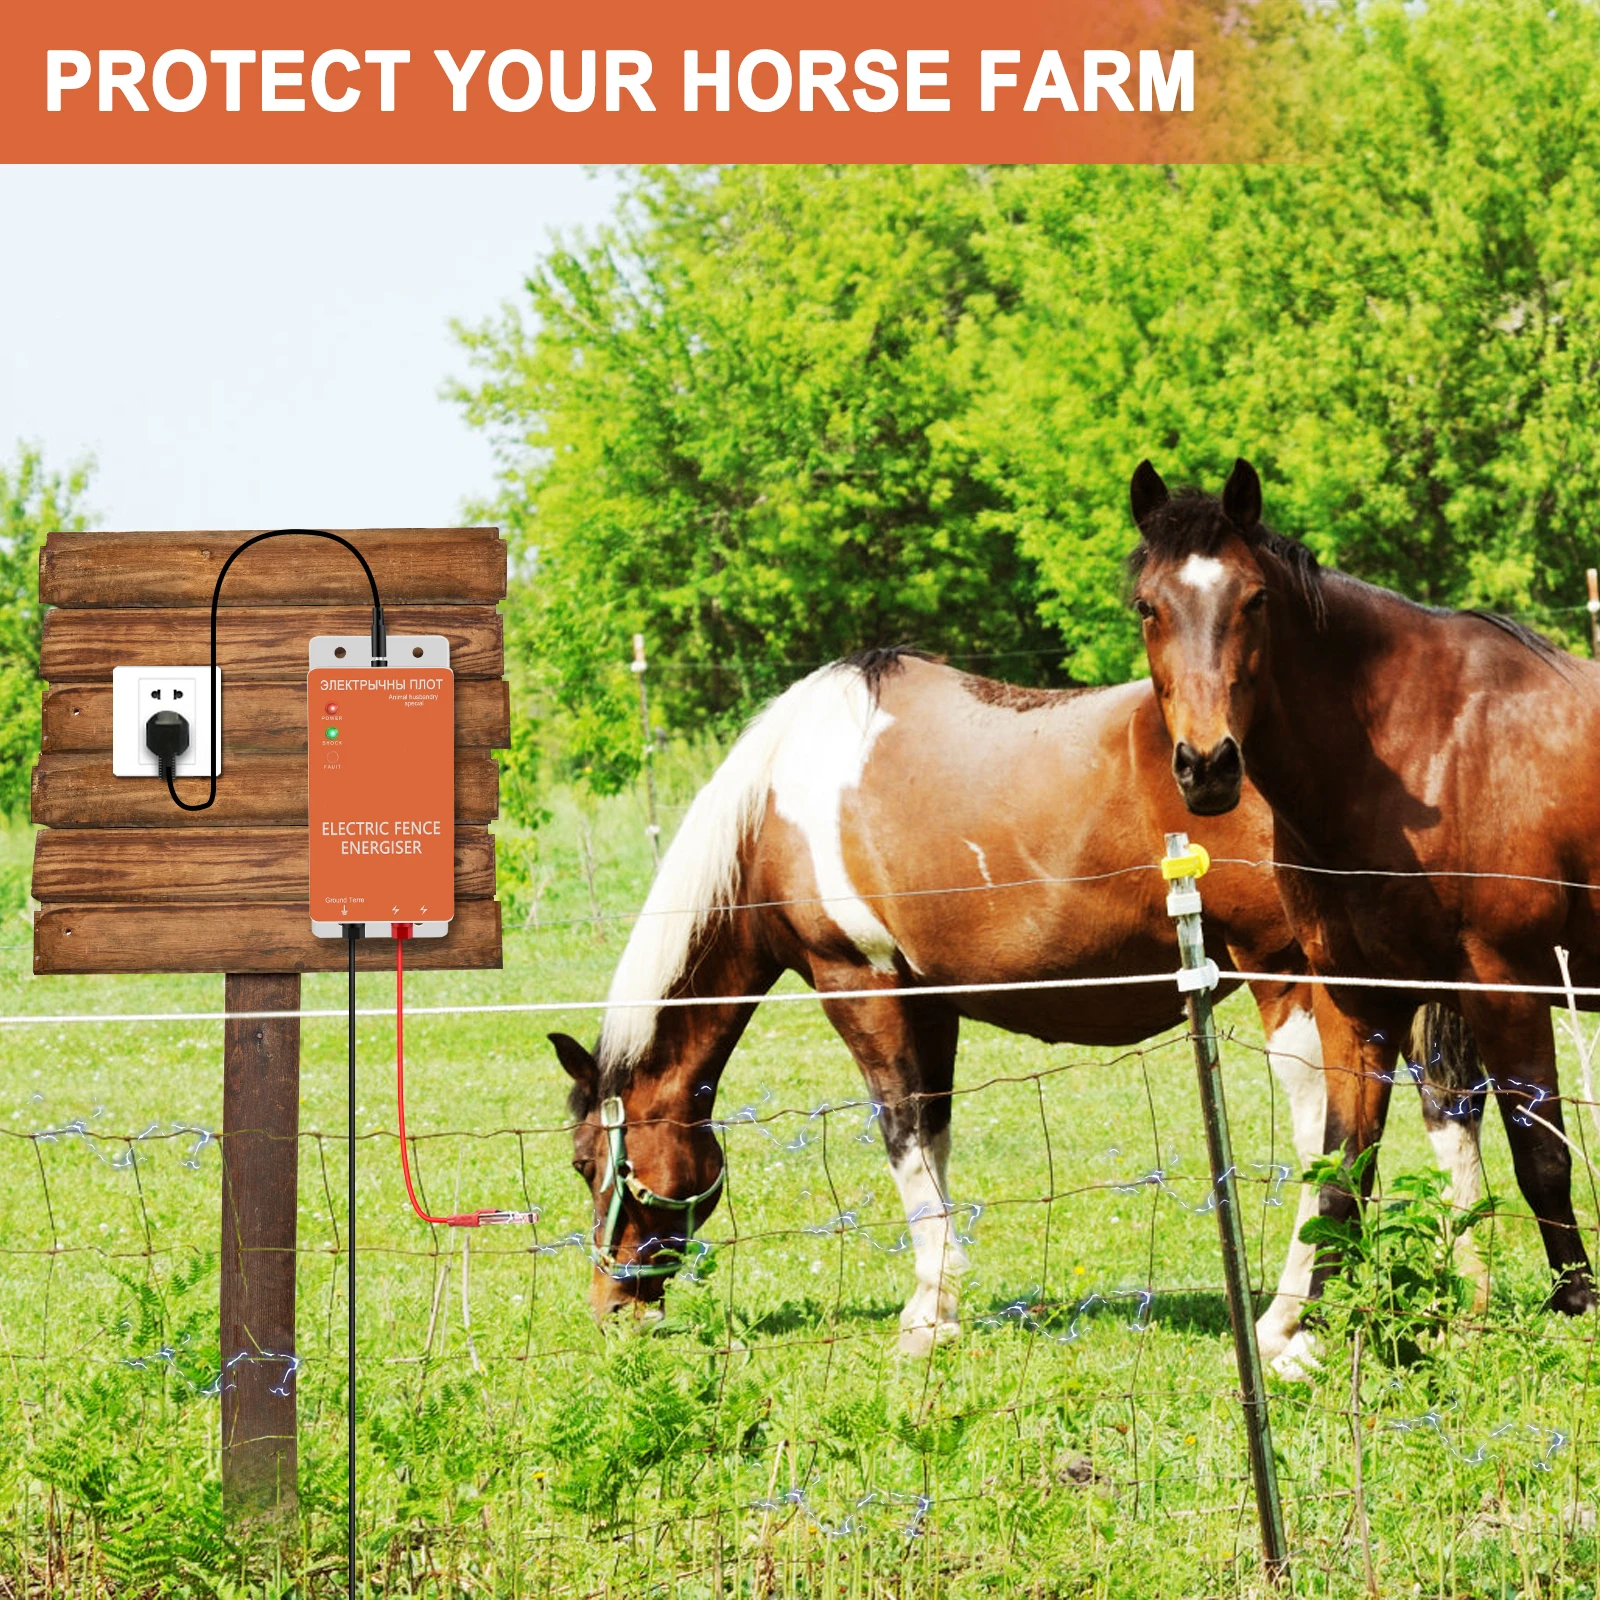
[221,973,301,1514]
[632,632,662,870]
[1587,568,1599,659]
[31,527,509,1524]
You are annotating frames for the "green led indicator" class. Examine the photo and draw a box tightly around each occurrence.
[324,726,339,740]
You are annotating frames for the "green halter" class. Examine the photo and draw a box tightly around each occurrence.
[591,1095,726,1280]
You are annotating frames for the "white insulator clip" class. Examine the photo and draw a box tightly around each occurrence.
[1176,959,1220,994]
[1166,887,1203,919]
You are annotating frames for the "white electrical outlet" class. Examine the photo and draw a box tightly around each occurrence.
[111,666,223,778]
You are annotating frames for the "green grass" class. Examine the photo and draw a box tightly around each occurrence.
[0,799,1597,1599]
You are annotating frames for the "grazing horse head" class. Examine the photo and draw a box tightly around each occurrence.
[549,1031,727,1321]
[1127,457,1319,816]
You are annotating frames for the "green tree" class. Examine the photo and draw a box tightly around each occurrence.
[0,447,94,815]
[963,0,1600,679]
[460,0,1600,741]
[454,165,1060,784]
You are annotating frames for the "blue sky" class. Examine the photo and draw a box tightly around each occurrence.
[0,165,623,529]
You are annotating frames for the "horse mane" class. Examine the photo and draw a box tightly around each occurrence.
[595,656,892,1092]
[842,643,1086,712]
[1458,608,1569,669]
[1318,573,1571,677]
[836,644,938,699]
[1128,488,1327,627]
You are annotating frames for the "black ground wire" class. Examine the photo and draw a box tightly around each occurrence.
[344,923,362,1596]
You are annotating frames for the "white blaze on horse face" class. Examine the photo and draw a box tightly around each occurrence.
[890,1128,966,1352]
[1256,1005,1325,1365]
[770,669,899,971]
[1178,554,1227,591]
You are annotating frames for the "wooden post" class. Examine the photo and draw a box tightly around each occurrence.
[32,526,508,1526]
[1586,568,1599,659]
[631,633,661,870]
[221,971,301,1515]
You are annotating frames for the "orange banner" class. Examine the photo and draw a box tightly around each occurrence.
[0,0,1260,164]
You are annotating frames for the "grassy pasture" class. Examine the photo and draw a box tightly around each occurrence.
[0,798,1596,1599]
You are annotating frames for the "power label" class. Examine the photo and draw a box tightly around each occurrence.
[308,664,454,928]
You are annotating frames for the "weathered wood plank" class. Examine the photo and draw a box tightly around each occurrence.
[40,606,503,683]
[220,973,299,1516]
[34,899,502,974]
[42,528,505,608]
[33,827,495,904]
[33,751,498,827]
[42,679,510,753]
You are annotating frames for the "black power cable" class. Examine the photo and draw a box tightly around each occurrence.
[163,528,386,812]
[344,922,363,1595]
[154,530,384,1593]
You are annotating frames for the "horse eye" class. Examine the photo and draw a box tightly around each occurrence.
[1244,589,1268,613]
[1134,598,1156,621]
[572,1158,594,1180]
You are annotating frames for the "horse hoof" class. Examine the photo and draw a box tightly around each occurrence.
[898,1320,960,1357]
[1270,1328,1323,1383]
[1548,1277,1599,1317]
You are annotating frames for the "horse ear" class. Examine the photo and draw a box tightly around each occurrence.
[548,1032,597,1089]
[1130,460,1170,527]
[1223,458,1262,532]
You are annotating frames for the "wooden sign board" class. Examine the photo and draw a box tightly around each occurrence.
[30,525,509,1517]
[32,528,508,973]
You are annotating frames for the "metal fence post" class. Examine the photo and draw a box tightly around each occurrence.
[1163,831,1290,1582]
[1586,569,1599,660]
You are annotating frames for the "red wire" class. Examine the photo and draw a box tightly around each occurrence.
[395,927,446,1224]
[395,927,488,1228]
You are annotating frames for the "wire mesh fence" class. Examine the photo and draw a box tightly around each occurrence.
[0,726,1597,1600]
[1,906,1598,1596]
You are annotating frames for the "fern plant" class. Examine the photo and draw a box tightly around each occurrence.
[1299,1151,1492,1368]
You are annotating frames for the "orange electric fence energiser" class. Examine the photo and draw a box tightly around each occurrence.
[306,631,534,1231]
[308,634,455,938]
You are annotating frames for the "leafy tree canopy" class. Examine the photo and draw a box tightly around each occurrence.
[0,447,93,815]
[457,0,1600,776]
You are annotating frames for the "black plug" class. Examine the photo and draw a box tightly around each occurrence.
[145,709,191,778]
[370,606,387,668]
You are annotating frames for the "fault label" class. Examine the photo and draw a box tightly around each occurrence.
[307,667,455,924]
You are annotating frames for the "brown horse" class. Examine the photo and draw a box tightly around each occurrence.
[551,651,1480,1356]
[1128,457,1599,1371]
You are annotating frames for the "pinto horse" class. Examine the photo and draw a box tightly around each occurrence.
[1128,457,1600,1370]
[551,652,1481,1354]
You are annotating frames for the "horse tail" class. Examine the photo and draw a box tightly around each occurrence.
[597,664,849,1069]
[1407,1003,1487,1127]
[1407,1002,1492,1307]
